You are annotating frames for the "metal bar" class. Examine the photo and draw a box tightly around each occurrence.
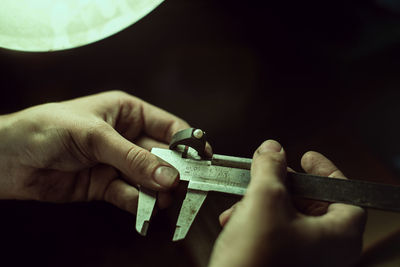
[142,148,400,241]
[187,167,400,212]
[212,154,252,170]
[211,153,400,212]
[287,172,400,212]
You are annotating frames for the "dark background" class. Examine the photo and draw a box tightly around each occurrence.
[1,0,400,266]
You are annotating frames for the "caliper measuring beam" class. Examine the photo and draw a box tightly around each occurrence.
[135,128,400,241]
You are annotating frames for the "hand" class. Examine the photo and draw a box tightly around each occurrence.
[0,91,197,214]
[209,140,366,267]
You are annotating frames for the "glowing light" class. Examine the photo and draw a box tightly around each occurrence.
[0,0,163,52]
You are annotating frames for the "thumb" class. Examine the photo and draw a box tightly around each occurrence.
[247,140,287,207]
[87,123,179,190]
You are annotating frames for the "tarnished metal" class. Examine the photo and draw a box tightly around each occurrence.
[287,172,400,211]
[211,154,252,170]
[136,187,157,236]
[173,189,208,241]
[169,128,207,158]
[136,148,400,241]
[135,128,400,241]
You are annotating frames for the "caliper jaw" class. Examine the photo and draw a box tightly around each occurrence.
[173,188,208,241]
[136,146,250,240]
[136,129,400,241]
[136,147,210,239]
[135,128,250,240]
[135,148,186,236]
[135,187,157,236]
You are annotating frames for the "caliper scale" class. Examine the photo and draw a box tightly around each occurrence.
[136,128,400,241]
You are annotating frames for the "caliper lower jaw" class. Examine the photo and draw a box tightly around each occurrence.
[135,185,208,241]
[135,187,157,236]
[172,188,208,241]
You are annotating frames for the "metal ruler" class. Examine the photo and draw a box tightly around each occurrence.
[136,147,400,241]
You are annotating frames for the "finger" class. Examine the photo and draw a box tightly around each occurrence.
[102,179,173,214]
[317,202,367,237]
[89,123,179,191]
[140,100,190,143]
[292,196,329,216]
[136,136,168,151]
[83,165,139,214]
[301,152,366,221]
[248,140,287,204]
[137,135,213,158]
[298,151,347,215]
[77,91,190,143]
[205,142,213,158]
[104,179,139,214]
[79,91,212,156]
[219,202,240,227]
[301,151,346,179]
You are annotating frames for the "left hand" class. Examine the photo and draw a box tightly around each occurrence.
[209,140,366,267]
[0,91,196,214]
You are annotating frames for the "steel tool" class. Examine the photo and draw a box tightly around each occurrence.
[136,128,400,241]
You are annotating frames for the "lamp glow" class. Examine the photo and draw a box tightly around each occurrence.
[0,0,163,52]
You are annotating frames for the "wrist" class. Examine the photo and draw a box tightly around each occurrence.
[0,113,22,199]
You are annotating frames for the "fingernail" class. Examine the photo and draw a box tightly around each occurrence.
[154,166,179,187]
[258,140,282,153]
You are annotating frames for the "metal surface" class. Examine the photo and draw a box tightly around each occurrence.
[0,0,163,52]
[169,128,207,158]
[136,148,400,241]
[136,187,157,236]
[173,189,208,241]
[287,172,400,211]
[211,154,252,170]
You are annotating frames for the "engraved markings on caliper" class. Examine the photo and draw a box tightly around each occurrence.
[136,147,400,241]
[136,148,250,239]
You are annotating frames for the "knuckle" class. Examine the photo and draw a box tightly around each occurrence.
[253,183,287,202]
[125,147,151,176]
[107,90,129,98]
[349,206,367,228]
[167,119,191,140]
[264,184,287,200]
[254,152,286,170]
[178,119,190,128]
[267,153,286,165]
[119,101,143,128]
[301,151,317,162]
[263,151,285,163]
[330,206,367,240]
[161,119,179,142]
[84,121,113,158]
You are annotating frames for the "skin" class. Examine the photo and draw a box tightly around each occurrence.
[0,91,214,213]
[0,92,365,265]
[209,140,367,267]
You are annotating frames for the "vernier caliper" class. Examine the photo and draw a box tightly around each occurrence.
[136,128,400,241]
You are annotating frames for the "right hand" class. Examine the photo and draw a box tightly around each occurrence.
[209,140,366,267]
